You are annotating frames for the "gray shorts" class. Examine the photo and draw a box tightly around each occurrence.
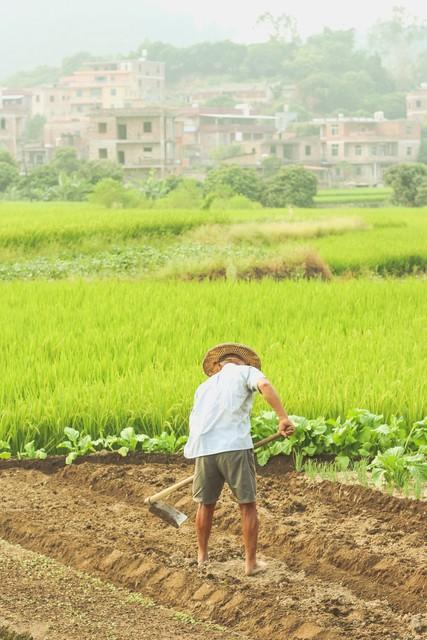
[192,449,257,504]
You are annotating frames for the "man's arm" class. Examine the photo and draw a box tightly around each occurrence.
[257,378,295,437]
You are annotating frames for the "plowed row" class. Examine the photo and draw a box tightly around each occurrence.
[0,456,426,640]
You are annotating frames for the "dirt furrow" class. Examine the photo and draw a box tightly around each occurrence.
[0,462,425,640]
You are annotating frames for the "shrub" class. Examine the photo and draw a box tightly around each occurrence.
[89,178,141,208]
[155,178,204,209]
[384,163,427,207]
[262,165,318,207]
[204,164,264,202]
[209,194,262,210]
[0,162,19,192]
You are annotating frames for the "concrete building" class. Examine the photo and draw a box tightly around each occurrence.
[175,106,289,171]
[31,85,72,121]
[406,85,427,123]
[88,108,178,177]
[61,57,165,116]
[0,90,31,161]
[315,114,422,185]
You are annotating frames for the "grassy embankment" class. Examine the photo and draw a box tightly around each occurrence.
[0,201,426,279]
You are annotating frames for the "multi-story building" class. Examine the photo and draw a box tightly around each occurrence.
[315,114,422,185]
[61,57,165,117]
[175,106,290,170]
[88,107,178,177]
[406,85,427,123]
[31,85,72,121]
[0,90,32,161]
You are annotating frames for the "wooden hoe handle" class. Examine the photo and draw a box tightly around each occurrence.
[144,431,283,505]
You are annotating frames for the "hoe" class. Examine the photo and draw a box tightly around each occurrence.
[144,432,282,528]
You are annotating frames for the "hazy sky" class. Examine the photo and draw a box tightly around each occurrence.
[2,0,427,79]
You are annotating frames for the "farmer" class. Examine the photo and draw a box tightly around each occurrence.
[184,342,294,576]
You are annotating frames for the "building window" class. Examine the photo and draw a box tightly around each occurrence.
[143,146,153,155]
[35,95,40,103]
[118,150,125,164]
[117,124,127,140]
[0,118,6,130]
[243,133,251,141]
[76,90,83,97]
[50,95,55,103]
[98,148,108,159]
[98,122,107,134]
[416,100,422,108]
[91,88,101,98]
[406,125,413,134]
[305,145,311,156]
[355,145,362,156]
[406,146,412,156]
[270,145,277,154]
[95,76,107,82]
[331,144,339,157]
[143,121,152,133]
[356,166,362,176]
[253,133,263,140]
[331,125,339,135]
[283,146,293,160]
[111,88,117,96]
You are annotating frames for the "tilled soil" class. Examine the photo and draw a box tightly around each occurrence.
[0,539,240,640]
[0,456,426,640]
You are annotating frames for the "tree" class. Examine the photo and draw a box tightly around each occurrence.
[368,6,427,89]
[210,145,243,162]
[261,156,282,178]
[205,95,236,108]
[51,148,81,175]
[204,165,264,202]
[89,178,141,208]
[263,165,317,207]
[77,160,123,185]
[24,115,46,143]
[384,163,427,206]
[61,52,95,76]
[418,129,427,164]
[0,162,19,191]
[256,12,300,44]
[0,150,16,166]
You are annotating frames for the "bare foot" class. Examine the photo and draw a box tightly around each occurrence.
[198,554,209,567]
[245,559,268,577]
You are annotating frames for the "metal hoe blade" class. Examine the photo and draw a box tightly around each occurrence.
[148,500,188,528]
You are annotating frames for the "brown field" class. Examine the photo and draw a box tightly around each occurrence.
[0,455,426,640]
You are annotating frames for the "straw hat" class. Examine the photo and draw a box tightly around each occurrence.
[202,342,261,377]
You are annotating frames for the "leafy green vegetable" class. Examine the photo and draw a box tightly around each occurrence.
[368,447,427,488]
[58,427,97,465]
[17,441,47,460]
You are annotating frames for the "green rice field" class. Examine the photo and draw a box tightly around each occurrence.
[0,279,425,451]
[0,201,426,278]
[0,201,425,452]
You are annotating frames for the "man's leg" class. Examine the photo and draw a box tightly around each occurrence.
[240,502,266,576]
[195,502,216,565]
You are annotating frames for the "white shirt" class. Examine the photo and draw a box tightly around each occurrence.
[184,363,266,459]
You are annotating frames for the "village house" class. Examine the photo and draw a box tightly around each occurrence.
[61,56,165,116]
[0,90,32,163]
[406,85,427,124]
[31,85,72,121]
[314,114,422,186]
[175,106,294,171]
[88,107,179,177]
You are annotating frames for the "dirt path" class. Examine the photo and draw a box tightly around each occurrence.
[0,458,426,640]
